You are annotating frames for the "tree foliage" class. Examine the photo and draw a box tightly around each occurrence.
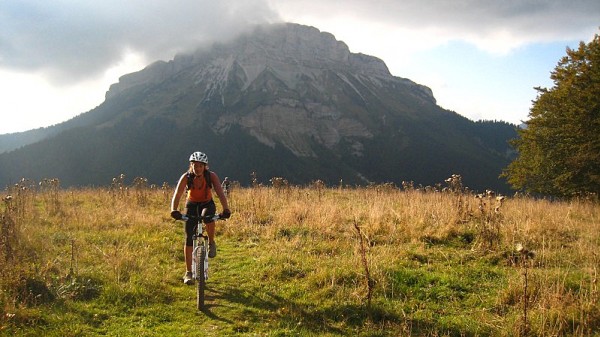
[504,32,600,197]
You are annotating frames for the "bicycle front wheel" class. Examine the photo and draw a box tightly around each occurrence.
[196,245,206,310]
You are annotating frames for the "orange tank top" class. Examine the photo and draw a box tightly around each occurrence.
[187,173,213,203]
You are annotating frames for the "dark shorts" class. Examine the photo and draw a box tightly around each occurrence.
[183,200,216,246]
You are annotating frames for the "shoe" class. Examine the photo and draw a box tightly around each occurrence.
[208,242,217,258]
[183,271,194,285]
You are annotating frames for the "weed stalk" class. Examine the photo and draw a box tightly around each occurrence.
[516,243,535,337]
[353,219,374,315]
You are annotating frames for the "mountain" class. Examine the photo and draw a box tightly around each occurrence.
[0,23,517,192]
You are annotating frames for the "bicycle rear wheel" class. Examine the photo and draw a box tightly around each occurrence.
[196,245,206,310]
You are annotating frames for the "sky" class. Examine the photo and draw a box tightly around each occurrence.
[1,1,599,135]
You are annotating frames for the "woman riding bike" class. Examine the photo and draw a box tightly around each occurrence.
[170,151,230,285]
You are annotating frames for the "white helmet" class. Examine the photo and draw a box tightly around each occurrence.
[189,151,208,163]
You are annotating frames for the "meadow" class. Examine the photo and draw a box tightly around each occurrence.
[0,175,598,336]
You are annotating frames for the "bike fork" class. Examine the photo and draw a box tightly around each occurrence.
[192,245,209,280]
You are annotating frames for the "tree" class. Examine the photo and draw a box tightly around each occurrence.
[504,32,600,197]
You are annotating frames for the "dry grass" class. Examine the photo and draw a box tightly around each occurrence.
[1,178,599,336]
[225,184,600,335]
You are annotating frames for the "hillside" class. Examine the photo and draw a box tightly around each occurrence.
[0,23,518,192]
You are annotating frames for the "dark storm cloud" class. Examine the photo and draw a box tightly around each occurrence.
[0,0,279,83]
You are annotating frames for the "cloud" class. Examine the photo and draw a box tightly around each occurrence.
[0,0,279,84]
[2,0,597,85]
[271,0,600,53]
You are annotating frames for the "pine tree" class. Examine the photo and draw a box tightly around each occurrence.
[504,32,600,197]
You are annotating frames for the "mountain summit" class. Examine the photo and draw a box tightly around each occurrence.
[0,23,516,190]
[106,23,435,158]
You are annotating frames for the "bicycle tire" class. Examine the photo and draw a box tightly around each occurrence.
[197,245,206,310]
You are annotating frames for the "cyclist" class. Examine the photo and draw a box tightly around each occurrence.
[221,176,231,196]
[170,151,231,285]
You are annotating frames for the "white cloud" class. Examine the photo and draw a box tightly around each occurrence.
[0,68,102,132]
[0,50,148,134]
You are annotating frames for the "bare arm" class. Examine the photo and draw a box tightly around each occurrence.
[170,173,188,211]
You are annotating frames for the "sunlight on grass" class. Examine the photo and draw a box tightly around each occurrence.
[1,178,599,336]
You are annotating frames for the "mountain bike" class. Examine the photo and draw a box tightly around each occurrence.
[179,210,224,311]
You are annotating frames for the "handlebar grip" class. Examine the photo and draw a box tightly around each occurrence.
[206,214,221,222]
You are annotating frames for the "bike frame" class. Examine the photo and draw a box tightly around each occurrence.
[181,211,220,311]
[193,217,208,310]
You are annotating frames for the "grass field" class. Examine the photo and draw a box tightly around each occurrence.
[1,177,599,336]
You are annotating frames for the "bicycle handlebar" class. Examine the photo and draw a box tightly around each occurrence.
[180,214,225,223]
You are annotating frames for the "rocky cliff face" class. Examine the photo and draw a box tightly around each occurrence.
[106,23,435,157]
